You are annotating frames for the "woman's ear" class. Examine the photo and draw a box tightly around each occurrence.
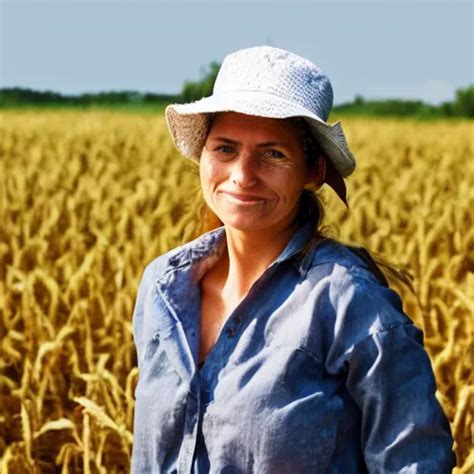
[305,155,326,190]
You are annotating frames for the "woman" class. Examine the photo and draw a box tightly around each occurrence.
[131,46,456,473]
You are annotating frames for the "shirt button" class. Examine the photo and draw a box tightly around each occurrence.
[226,327,236,337]
[233,315,242,324]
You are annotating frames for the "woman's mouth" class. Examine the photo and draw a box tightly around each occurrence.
[220,191,265,204]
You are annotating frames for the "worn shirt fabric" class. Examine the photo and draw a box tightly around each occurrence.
[131,220,456,473]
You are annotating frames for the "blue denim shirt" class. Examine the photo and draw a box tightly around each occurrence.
[131,220,456,473]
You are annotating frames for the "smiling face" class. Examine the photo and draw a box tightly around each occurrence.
[199,112,319,233]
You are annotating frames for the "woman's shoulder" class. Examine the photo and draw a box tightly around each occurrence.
[304,238,414,341]
[140,226,226,284]
[305,237,389,287]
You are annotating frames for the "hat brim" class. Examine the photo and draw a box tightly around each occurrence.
[165,90,356,178]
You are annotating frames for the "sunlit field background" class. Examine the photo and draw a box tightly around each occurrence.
[0,110,472,473]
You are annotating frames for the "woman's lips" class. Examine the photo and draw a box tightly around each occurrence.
[220,191,266,203]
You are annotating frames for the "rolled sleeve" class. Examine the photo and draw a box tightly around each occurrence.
[346,322,457,472]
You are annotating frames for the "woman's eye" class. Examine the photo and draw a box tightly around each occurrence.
[265,149,285,159]
[215,145,234,154]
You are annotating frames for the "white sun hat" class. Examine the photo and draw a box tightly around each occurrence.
[165,45,356,179]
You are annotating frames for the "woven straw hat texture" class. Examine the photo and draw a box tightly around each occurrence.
[165,45,356,178]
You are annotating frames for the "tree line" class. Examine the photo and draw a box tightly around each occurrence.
[1,61,472,118]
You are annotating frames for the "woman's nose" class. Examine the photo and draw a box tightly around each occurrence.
[230,154,258,188]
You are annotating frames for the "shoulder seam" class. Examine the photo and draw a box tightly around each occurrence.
[352,321,423,352]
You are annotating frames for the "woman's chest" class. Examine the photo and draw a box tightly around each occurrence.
[198,288,225,365]
[198,249,259,365]
[198,275,243,365]
[197,342,357,472]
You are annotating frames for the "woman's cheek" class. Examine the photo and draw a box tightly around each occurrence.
[199,158,213,186]
[201,155,223,180]
[200,160,225,206]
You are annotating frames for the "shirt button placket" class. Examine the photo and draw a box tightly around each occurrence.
[178,389,200,474]
[225,314,243,338]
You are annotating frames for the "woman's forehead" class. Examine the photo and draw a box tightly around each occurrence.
[208,112,300,141]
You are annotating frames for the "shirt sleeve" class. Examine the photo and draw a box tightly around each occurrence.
[132,259,159,367]
[337,269,457,472]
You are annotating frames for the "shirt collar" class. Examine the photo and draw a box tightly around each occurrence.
[270,219,316,276]
[169,219,317,278]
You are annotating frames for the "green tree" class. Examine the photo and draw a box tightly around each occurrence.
[453,84,474,117]
[181,61,221,102]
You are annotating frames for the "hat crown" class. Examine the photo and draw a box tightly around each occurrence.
[213,46,333,121]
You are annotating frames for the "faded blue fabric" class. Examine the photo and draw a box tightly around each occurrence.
[131,220,456,473]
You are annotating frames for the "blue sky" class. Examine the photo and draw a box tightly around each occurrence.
[1,0,472,105]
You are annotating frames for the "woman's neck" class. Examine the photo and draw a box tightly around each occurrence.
[219,219,300,301]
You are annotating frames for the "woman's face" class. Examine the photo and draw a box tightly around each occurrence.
[199,112,317,232]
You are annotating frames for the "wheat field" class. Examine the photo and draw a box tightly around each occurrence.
[0,110,472,473]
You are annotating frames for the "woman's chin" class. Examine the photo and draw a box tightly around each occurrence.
[219,214,269,232]
[214,204,294,233]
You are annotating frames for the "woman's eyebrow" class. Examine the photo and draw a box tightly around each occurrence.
[211,136,292,148]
